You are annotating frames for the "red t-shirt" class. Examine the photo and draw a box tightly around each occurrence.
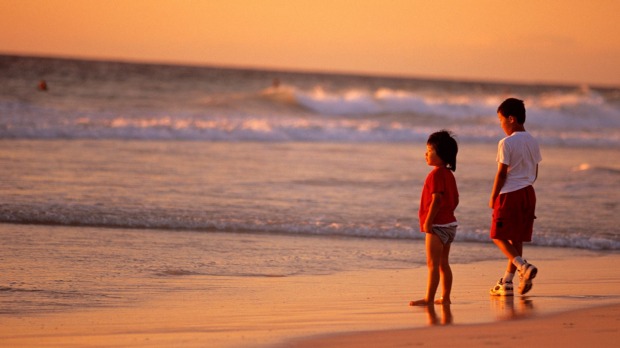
[419,166,458,232]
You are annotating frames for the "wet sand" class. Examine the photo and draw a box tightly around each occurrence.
[283,252,620,348]
[285,304,620,348]
[1,228,618,348]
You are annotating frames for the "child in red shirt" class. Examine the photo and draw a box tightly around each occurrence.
[410,130,459,306]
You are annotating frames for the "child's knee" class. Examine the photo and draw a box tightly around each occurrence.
[440,262,451,272]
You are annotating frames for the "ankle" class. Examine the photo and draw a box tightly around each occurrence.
[503,272,515,283]
[512,256,526,269]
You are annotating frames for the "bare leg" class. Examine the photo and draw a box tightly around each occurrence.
[437,241,452,304]
[492,239,523,273]
[410,233,443,306]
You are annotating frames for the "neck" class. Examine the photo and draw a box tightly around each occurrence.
[509,125,526,134]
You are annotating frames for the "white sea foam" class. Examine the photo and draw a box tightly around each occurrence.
[3,205,618,251]
[2,72,618,146]
[1,56,619,254]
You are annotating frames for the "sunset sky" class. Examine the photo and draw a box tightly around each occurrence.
[1,0,618,86]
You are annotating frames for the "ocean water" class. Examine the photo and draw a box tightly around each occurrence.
[2,55,620,145]
[1,55,619,314]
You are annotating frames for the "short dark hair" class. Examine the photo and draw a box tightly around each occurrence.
[497,98,526,124]
[427,130,458,172]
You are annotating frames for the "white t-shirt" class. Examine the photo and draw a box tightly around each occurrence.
[497,131,542,194]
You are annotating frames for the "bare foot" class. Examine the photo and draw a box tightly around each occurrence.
[434,297,451,305]
[409,299,432,306]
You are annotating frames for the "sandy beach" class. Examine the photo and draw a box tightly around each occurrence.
[1,226,618,348]
[2,45,620,348]
[286,304,620,348]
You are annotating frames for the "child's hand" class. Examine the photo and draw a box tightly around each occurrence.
[424,219,433,234]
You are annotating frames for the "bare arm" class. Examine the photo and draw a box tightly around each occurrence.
[489,163,508,209]
[424,192,443,233]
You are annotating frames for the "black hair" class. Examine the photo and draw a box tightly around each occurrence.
[427,130,458,172]
[497,98,526,124]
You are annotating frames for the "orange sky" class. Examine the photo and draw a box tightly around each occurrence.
[1,0,619,86]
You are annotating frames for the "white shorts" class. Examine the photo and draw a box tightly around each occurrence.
[430,225,457,245]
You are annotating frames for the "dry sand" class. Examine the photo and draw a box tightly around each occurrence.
[1,248,618,347]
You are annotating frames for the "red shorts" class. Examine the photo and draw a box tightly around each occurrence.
[490,185,536,242]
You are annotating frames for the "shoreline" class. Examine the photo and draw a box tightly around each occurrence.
[1,225,619,347]
[3,255,619,347]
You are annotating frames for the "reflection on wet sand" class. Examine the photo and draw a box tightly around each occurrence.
[412,304,453,326]
[490,296,535,320]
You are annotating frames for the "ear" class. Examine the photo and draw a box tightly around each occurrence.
[508,115,517,124]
